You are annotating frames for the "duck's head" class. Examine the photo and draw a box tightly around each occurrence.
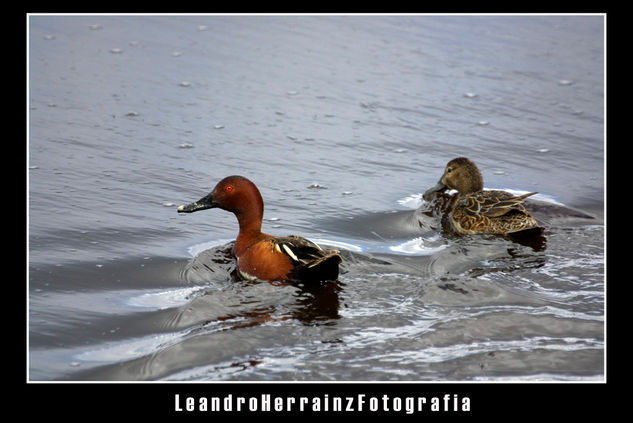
[423,157,484,199]
[177,175,263,217]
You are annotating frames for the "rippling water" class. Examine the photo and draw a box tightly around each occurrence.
[28,14,604,381]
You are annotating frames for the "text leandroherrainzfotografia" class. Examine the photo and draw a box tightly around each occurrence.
[174,393,471,413]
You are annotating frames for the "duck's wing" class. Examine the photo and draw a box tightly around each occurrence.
[268,236,343,281]
[458,191,537,218]
[269,236,342,265]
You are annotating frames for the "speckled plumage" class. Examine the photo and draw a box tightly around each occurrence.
[424,158,541,235]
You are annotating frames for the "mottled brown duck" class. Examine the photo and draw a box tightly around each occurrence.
[423,157,541,235]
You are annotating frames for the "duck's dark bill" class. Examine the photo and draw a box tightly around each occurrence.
[177,195,217,213]
[423,181,447,200]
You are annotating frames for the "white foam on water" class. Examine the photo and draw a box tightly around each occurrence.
[313,238,364,252]
[388,236,448,255]
[187,238,233,257]
[125,286,204,310]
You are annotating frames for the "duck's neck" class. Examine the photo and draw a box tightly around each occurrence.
[233,203,267,256]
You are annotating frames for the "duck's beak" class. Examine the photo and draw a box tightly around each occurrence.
[177,193,218,213]
[423,181,447,201]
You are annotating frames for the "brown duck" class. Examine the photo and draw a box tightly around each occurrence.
[423,157,541,235]
[178,175,342,282]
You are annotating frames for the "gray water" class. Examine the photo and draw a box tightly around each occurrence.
[28,14,604,381]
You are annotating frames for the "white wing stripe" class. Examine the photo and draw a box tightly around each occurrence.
[281,244,299,261]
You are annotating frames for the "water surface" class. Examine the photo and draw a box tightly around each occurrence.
[28,15,604,381]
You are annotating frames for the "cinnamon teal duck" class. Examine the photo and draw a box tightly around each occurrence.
[178,175,342,282]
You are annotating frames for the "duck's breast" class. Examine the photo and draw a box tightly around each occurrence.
[237,239,294,281]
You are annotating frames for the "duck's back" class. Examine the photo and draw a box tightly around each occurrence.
[272,236,342,282]
[451,190,540,235]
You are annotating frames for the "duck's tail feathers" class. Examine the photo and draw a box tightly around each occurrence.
[297,250,342,282]
[307,250,343,269]
[516,191,538,201]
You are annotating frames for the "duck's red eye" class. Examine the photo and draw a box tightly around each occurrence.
[226,186,233,192]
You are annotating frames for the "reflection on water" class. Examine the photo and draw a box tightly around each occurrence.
[184,244,344,327]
